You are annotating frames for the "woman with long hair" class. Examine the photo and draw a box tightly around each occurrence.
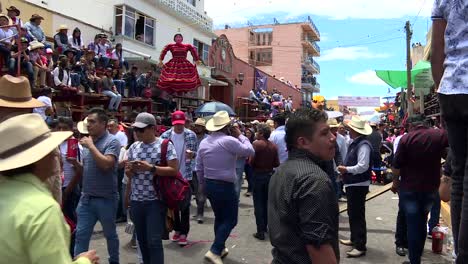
[111,43,129,71]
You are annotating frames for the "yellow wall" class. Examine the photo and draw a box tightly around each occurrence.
[6,0,53,37]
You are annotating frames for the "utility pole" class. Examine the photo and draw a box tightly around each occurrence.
[405,21,413,116]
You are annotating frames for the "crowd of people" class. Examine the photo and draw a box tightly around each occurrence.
[248,87,294,116]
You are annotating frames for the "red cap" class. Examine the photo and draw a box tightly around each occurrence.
[171,111,186,125]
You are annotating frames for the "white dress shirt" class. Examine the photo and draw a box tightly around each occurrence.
[344,143,371,187]
[269,126,288,163]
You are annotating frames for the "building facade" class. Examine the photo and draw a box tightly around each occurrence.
[215,17,321,107]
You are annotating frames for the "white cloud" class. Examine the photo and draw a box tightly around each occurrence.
[205,0,433,25]
[347,70,388,85]
[318,47,391,61]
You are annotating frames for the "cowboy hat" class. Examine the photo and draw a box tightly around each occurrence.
[6,6,20,16]
[77,117,89,134]
[56,24,68,32]
[0,75,44,108]
[194,118,206,127]
[29,41,45,50]
[327,118,340,128]
[205,111,231,132]
[30,14,44,21]
[0,114,72,171]
[346,116,372,136]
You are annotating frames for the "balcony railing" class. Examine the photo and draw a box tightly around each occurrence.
[156,0,213,32]
[302,56,320,73]
[307,16,320,38]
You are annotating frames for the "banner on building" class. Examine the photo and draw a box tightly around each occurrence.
[255,69,268,91]
[338,96,380,107]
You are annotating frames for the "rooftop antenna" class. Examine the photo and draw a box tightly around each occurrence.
[273,18,279,24]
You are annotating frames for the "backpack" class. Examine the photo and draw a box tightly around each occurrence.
[154,139,191,210]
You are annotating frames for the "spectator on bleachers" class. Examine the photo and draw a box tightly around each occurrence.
[24,14,46,44]
[111,43,129,71]
[84,50,100,92]
[6,6,22,28]
[0,14,13,67]
[87,33,101,54]
[249,87,262,104]
[123,65,138,97]
[43,48,54,85]
[54,24,70,54]
[9,37,34,89]
[52,56,77,94]
[136,71,152,98]
[101,67,122,111]
[29,41,47,89]
[112,68,126,96]
[75,57,94,93]
[95,34,111,68]
[68,27,84,60]
[19,26,34,43]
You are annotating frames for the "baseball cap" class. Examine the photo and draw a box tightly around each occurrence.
[171,111,186,125]
[132,112,156,128]
[46,48,53,54]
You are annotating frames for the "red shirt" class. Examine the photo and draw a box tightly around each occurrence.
[393,126,448,192]
[251,139,280,173]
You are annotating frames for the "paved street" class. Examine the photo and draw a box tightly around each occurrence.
[90,185,453,264]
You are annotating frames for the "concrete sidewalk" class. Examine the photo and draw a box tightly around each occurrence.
[89,187,453,264]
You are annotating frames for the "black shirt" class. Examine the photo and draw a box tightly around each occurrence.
[268,149,339,264]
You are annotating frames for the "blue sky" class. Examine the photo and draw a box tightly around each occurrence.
[205,0,433,100]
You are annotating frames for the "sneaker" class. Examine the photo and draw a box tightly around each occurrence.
[178,235,188,246]
[346,248,366,258]
[171,233,180,242]
[221,248,229,258]
[396,247,406,256]
[204,250,223,264]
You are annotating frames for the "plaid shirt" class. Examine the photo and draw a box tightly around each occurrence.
[161,128,198,180]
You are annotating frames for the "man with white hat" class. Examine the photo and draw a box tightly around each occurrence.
[54,24,70,53]
[337,116,373,258]
[196,110,254,264]
[0,113,99,264]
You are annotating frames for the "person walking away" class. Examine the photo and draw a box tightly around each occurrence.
[337,116,373,258]
[192,118,208,223]
[125,112,179,264]
[0,114,99,264]
[391,115,448,264]
[196,111,254,264]
[108,119,128,148]
[73,108,121,264]
[269,113,288,164]
[161,110,198,246]
[368,123,383,184]
[250,123,279,240]
[268,108,339,264]
[432,1,468,262]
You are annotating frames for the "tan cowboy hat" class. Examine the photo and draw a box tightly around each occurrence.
[346,116,372,136]
[56,24,68,32]
[327,118,340,128]
[205,111,231,132]
[0,114,72,171]
[194,118,206,127]
[77,117,89,134]
[29,41,45,50]
[6,6,20,16]
[0,75,44,108]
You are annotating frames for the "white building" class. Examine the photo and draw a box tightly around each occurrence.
[23,0,216,68]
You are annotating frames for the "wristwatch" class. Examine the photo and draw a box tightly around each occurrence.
[150,165,157,174]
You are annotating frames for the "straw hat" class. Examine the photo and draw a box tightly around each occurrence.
[205,111,231,132]
[327,118,340,128]
[77,117,89,134]
[56,24,68,32]
[0,114,72,171]
[194,118,206,127]
[29,41,45,50]
[30,14,44,21]
[0,75,44,108]
[346,116,372,136]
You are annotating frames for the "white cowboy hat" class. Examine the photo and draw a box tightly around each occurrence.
[205,111,231,132]
[29,41,45,50]
[327,118,340,128]
[56,24,68,32]
[194,118,206,127]
[346,115,372,136]
[77,117,89,134]
[0,75,44,108]
[0,114,72,171]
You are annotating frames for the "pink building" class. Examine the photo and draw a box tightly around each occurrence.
[215,17,320,107]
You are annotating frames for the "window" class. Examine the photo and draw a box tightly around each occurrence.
[193,39,210,63]
[255,48,272,66]
[115,5,155,46]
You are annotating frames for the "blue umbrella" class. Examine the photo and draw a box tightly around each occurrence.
[195,102,236,117]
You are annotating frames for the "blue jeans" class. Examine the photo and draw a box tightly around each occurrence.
[70,72,81,87]
[102,90,122,110]
[127,79,137,97]
[252,171,272,233]
[206,179,239,256]
[428,192,441,234]
[113,80,126,96]
[130,200,166,264]
[74,195,120,263]
[235,167,244,200]
[400,190,437,264]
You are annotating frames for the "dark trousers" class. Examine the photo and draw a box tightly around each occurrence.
[131,200,166,264]
[346,186,368,251]
[244,164,253,193]
[62,185,80,257]
[116,168,125,219]
[400,190,436,264]
[440,94,468,262]
[428,192,441,233]
[252,171,272,233]
[395,192,408,248]
[174,182,192,236]
[192,172,207,217]
[206,179,238,256]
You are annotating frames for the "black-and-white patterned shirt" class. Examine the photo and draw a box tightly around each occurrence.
[127,138,177,201]
[268,149,339,264]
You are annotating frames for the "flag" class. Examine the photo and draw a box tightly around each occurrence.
[255,69,268,91]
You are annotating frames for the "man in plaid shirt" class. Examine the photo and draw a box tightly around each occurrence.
[160,110,198,246]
